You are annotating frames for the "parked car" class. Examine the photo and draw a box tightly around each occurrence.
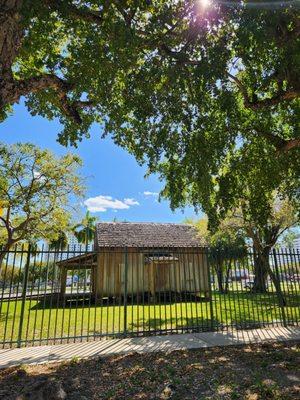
[244,280,269,290]
[244,280,254,290]
[291,274,300,283]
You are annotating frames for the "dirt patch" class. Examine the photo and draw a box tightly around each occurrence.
[0,341,299,400]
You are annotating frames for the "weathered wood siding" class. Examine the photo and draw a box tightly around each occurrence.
[94,248,209,297]
[148,250,209,295]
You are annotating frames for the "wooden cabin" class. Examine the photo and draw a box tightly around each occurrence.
[58,222,209,299]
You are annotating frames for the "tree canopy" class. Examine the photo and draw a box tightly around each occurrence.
[1,1,299,223]
[0,142,84,263]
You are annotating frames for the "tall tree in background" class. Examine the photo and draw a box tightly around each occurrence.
[0,1,299,225]
[0,143,84,272]
[281,231,299,248]
[188,194,299,295]
[73,211,97,247]
[232,197,300,293]
[185,217,247,293]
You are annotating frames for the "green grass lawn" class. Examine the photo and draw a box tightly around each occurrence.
[1,289,299,347]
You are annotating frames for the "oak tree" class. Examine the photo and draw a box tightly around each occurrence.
[0,142,84,271]
[1,1,299,222]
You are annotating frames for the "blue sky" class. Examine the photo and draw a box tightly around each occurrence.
[0,102,202,223]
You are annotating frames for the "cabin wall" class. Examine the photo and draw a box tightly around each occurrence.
[94,248,209,297]
[177,250,209,293]
[148,250,209,294]
[95,248,146,297]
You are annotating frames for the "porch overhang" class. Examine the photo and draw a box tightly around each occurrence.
[56,252,97,270]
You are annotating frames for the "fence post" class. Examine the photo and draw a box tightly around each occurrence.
[206,248,214,331]
[17,245,31,348]
[123,247,128,336]
[272,249,287,328]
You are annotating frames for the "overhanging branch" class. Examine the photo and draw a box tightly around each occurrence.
[1,73,96,124]
[46,0,104,25]
[228,73,300,110]
[254,128,300,153]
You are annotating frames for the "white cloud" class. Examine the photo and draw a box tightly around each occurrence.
[143,191,159,197]
[124,198,140,206]
[84,195,139,212]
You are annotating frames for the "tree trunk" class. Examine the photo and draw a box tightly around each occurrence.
[215,261,225,293]
[0,241,13,277]
[270,270,287,307]
[251,245,287,306]
[251,245,270,293]
[269,252,287,307]
[224,264,231,294]
[0,0,24,108]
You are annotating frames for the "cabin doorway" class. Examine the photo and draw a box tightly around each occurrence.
[154,263,172,292]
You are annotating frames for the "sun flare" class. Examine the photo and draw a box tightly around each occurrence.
[200,0,211,8]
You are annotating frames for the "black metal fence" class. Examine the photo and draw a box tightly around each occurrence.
[0,245,299,348]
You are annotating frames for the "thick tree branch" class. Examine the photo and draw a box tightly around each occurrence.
[159,44,201,65]
[11,74,73,103]
[45,0,104,25]
[280,138,300,152]
[228,73,300,110]
[253,128,287,150]
[0,73,94,124]
[253,127,300,153]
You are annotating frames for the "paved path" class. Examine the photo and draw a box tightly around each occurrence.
[0,326,299,369]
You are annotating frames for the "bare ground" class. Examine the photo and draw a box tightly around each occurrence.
[0,341,299,400]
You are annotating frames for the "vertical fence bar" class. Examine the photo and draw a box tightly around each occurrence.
[3,245,18,346]
[10,245,24,346]
[123,247,128,336]
[273,249,287,327]
[278,249,292,324]
[17,245,31,348]
[206,248,214,331]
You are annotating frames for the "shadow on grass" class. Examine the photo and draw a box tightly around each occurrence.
[127,316,221,332]
[30,291,210,310]
[26,290,300,311]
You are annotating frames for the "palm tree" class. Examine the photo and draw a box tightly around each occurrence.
[48,231,69,251]
[73,211,97,248]
[73,211,97,290]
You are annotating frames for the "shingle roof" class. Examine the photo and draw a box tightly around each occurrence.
[95,222,205,248]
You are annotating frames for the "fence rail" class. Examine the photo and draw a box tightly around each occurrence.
[0,245,299,348]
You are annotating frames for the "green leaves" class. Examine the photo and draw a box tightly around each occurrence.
[1,1,300,226]
[0,142,85,247]
[73,211,97,245]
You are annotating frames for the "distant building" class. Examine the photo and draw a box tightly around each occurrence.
[66,233,93,251]
[293,237,300,249]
